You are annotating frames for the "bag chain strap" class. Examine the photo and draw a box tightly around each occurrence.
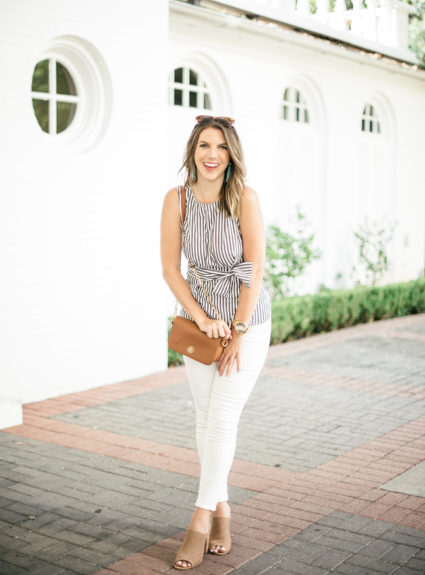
[172,265,222,323]
[189,264,223,322]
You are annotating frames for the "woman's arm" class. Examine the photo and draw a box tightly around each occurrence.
[234,186,266,324]
[217,186,266,376]
[160,188,231,340]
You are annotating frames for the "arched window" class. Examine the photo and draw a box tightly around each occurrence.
[169,66,212,110]
[31,59,79,134]
[361,104,381,134]
[282,87,310,124]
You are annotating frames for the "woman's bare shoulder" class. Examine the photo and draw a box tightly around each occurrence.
[165,186,179,199]
[240,186,259,207]
[163,187,180,208]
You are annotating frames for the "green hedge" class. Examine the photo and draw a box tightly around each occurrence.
[168,335,184,367]
[168,279,425,364]
[271,278,425,344]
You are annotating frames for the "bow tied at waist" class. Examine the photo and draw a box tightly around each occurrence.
[187,262,253,298]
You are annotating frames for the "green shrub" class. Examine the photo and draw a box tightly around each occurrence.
[352,218,397,287]
[168,279,425,364]
[167,322,184,366]
[265,209,321,299]
[271,278,425,345]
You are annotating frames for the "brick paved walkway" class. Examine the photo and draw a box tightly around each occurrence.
[1,314,425,575]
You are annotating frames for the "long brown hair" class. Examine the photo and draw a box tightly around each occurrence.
[181,117,246,219]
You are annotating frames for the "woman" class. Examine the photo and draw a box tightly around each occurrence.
[161,115,271,570]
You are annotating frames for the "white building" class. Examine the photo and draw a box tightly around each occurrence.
[1,0,424,426]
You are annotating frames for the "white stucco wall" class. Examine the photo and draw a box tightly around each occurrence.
[0,0,170,411]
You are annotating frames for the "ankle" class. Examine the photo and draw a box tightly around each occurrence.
[214,502,231,518]
[188,508,212,533]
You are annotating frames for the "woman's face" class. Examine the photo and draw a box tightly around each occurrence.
[194,127,230,184]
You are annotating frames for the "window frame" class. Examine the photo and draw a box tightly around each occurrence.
[282,86,310,124]
[30,36,112,152]
[361,103,382,134]
[168,65,212,111]
[31,58,81,136]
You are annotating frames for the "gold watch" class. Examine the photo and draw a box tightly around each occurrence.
[232,320,249,335]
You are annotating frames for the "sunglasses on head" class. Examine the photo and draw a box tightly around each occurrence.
[196,115,235,127]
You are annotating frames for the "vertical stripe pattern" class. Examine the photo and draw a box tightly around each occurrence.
[178,186,271,327]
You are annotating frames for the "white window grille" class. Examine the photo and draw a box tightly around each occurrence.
[361,104,381,134]
[31,59,79,135]
[283,87,310,124]
[30,36,112,152]
[169,67,212,110]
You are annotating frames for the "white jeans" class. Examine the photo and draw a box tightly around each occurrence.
[184,319,271,511]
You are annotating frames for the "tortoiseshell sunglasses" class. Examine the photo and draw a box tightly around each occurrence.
[196,115,235,126]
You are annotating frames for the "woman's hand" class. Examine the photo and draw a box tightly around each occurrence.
[198,318,231,340]
[217,333,242,377]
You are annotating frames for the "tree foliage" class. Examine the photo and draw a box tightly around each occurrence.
[407,0,425,67]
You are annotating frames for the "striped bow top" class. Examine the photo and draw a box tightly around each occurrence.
[178,186,271,327]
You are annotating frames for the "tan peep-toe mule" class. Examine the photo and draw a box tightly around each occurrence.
[208,516,232,555]
[174,529,209,570]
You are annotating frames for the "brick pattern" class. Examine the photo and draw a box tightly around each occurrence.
[0,432,254,574]
[0,313,424,574]
[230,511,425,575]
[53,337,425,474]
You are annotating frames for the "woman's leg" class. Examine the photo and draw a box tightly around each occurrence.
[184,358,217,464]
[174,359,217,569]
[176,320,270,566]
[195,320,271,511]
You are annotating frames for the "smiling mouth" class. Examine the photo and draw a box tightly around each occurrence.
[203,163,219,171]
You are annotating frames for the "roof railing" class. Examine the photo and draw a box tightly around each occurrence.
[194,0,417,63]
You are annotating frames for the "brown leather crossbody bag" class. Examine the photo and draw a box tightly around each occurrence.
[168,187,228,365]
